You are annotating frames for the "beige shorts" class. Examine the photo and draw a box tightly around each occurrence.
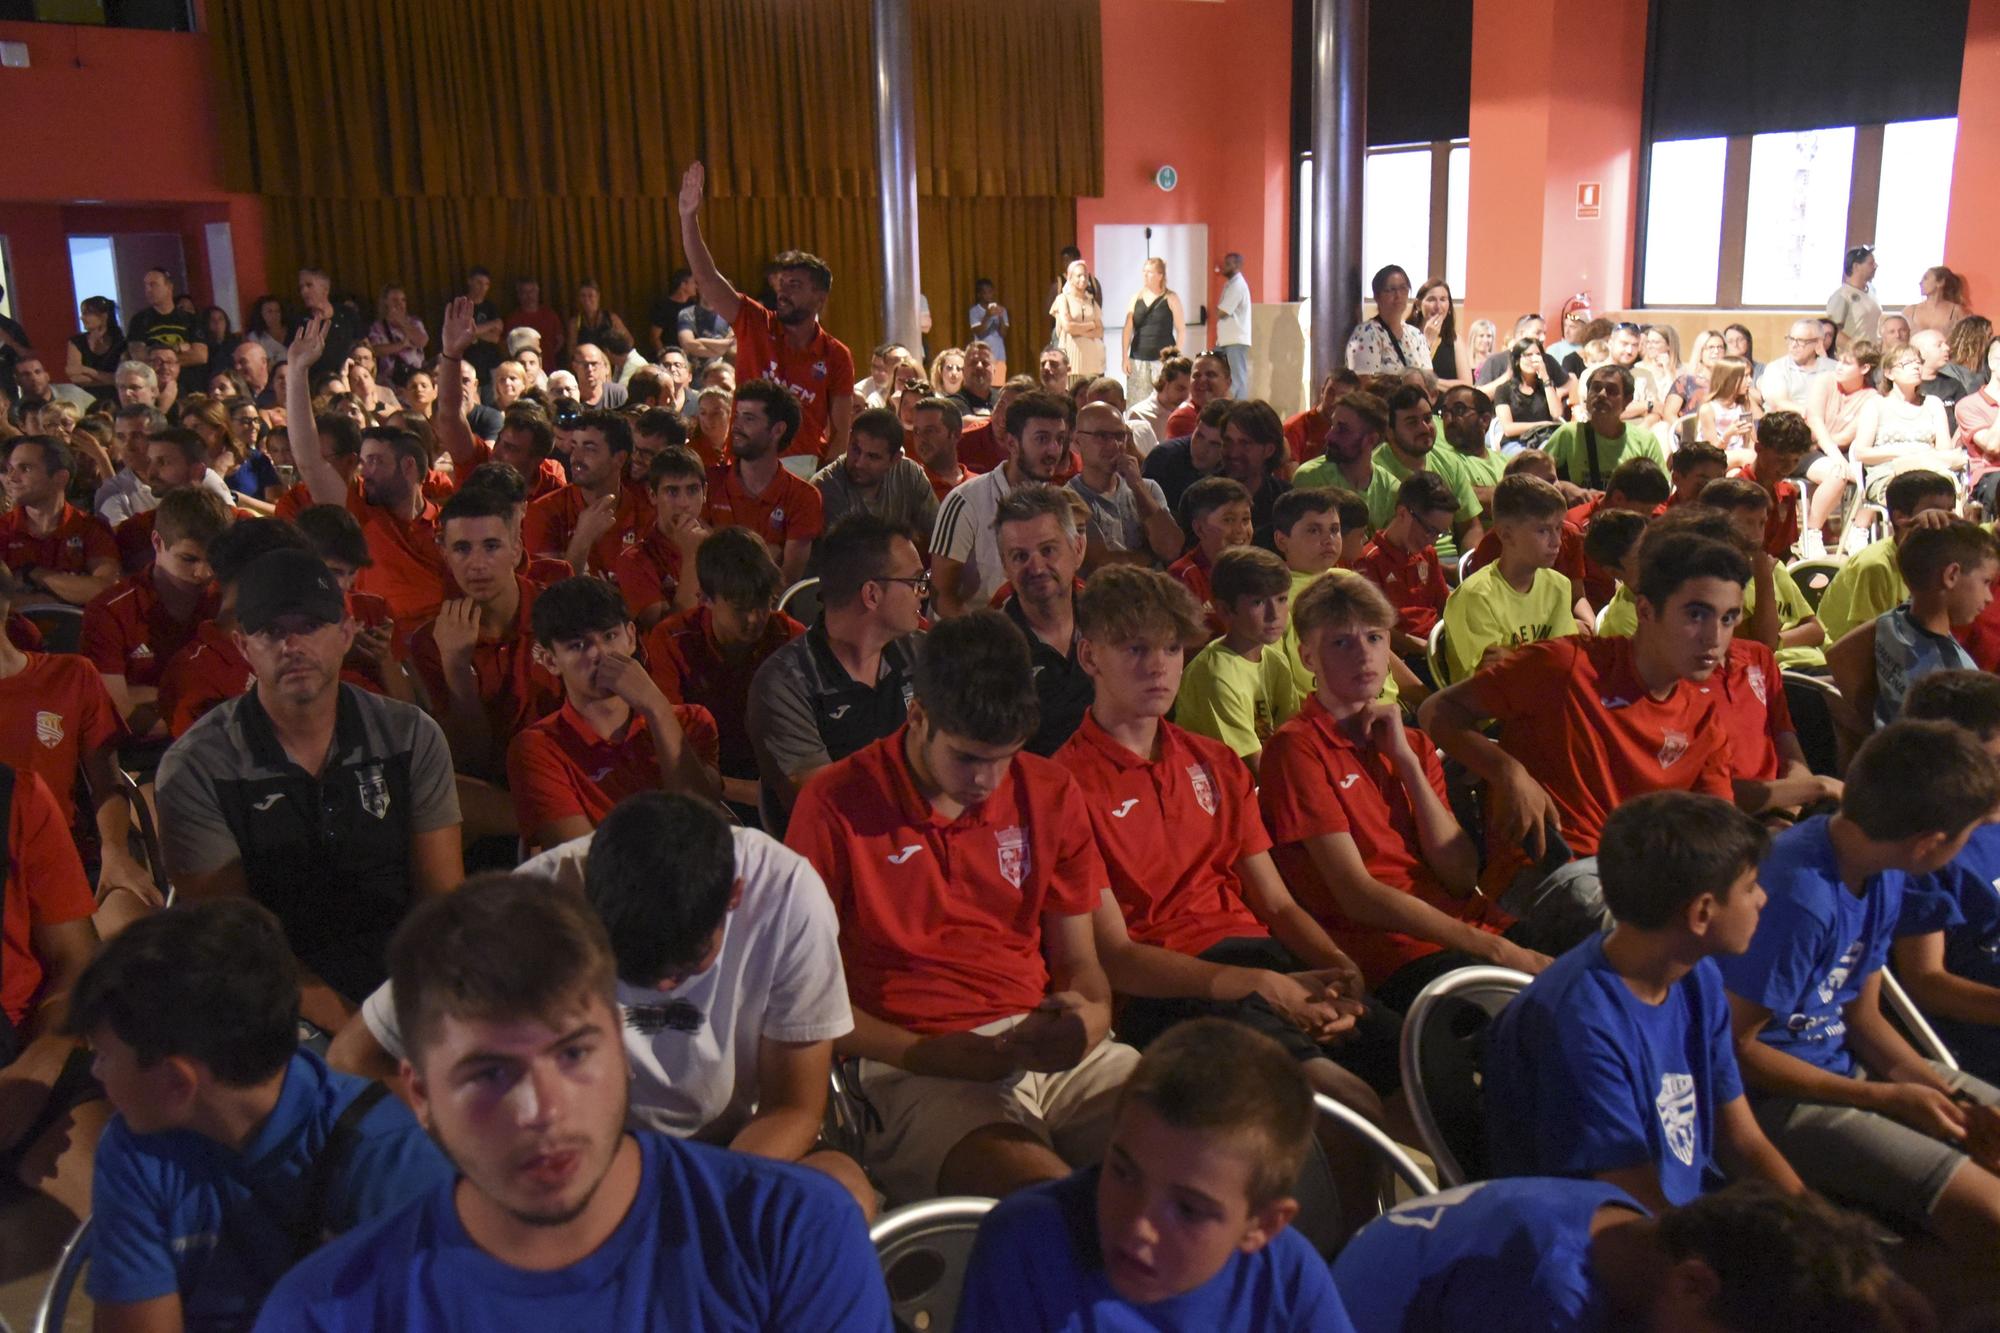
[856,1014,1139,1205]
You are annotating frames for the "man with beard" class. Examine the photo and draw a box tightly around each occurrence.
[1219,400,1292,550]
[701,378,824,587]
[810,407,938,537]
[932,390,1074,616]
[522,409,651,577]
[679,162,855,463]
[1368,384,1484,560]
[1291,390,1399,533]
[952,339,1001,419]
[251,875,889,1329]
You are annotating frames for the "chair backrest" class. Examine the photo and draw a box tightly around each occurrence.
[1426,618,1452,688]
[1781,670,1843,778]
[31,1215,90,1333]
[1787,557,1844,610]
[114,766,172,907]
[1399,965,1531,1187]
[1593,600,1617,633]
[18,602,83,656]
[1882,968,1960,1072]
[870,1196,995,1333]
[1677,412,1699,448]
[822,1057,870,1160]
[778,576,822,623]
[1456,549,1477,586]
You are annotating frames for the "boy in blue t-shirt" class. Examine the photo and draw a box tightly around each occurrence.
[1486,791,1803,1210]
[956,1017,1353,1333]
[253,873,890,1332]
[1332,1179,1916,1332]
[1896,671,2000,1083]
[66,899,452,1333]
[1718,720,2000,1305]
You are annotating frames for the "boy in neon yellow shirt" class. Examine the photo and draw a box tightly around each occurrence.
[1442,474,1577,680]
[1266,488,1415,719]
[1818,470,1958,641]
[1700,477,1828,669]
[1583,509,1649,638]
[1176,546,1298,776]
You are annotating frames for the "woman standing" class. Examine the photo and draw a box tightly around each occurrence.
[1049,259,1106,379]
[1345,265,1431,374]
[568,280,631,352]
[1414,279,1470,386]
[1491,338,1562,449]
[1120,257,1185,404]
[247,295,290,364]
[1905,266,1971,335]
[65,296,125,403]
[367,285,430,382]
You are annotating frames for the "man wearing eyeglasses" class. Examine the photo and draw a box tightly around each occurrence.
[1065,402,1181,567]
[1758,318,1839,416]
[1826,246,1881,354]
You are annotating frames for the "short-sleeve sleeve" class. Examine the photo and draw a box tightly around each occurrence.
[747,650,832,791]
[1898,868,1968,937]
[932,488,979,564]
[1703,965,1746,1107]
[79,595,126,675]
[613,545,672,618]
[676,703,721,770]
[1469,636,1571,724]
[1258,728,1348,843]
[75,663,126,752]
[359,980,407,1060]
[786,477,825,543]
[1175,655,1263,758]
[505,727,584,835]
[1717,888,1827,1015]
[82,1125,179,1304]
[826,340,857,406]
[19,771,92,927]
[1043,776,1109,918]
[405,711,462,832]
[81,516,118,570]
[781,774,853,916]
[157,741,244,879]
[760,846,854,1044]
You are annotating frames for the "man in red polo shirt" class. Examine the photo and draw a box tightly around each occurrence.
[409,488,562,782]
[269,414,362,524]
[679,161,855,463]
[0,436,117,606]
[783,611,1136,1204]
[646,527,802,810]
[703,378,823,587]
[82,487,227,735]
[505,577,718,853]
[446,463,575,591]
[1419,529,1747,955]
[613,446,708,630]
[520,409,651,577]
[1355,470,1455,657]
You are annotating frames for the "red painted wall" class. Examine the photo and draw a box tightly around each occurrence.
[1945,0,2000,309]
[1079,0,1294,329]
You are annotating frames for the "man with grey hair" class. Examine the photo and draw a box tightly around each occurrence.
[994,483,1094,755]
[231,339,276,409]
[1215,251,1253,397]
[1758,318,1838,415]
[96,404,168,524]
[113,359,162,410]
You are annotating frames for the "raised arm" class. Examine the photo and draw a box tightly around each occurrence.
[433,298,486,477]
[676,163,744,326]
[285,316,350,505]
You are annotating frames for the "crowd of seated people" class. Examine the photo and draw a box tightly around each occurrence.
[3,184,2000,1327]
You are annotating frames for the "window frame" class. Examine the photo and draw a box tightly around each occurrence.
[1293,137,1471,302]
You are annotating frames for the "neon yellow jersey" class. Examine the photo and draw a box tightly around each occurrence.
[1818,537,1904,643]
[1597,583,1638,638]
[1442,561,1579,681]
[1543,420,1668,487]
[1371,443,1484,562]
[1272,568,1397,725]
[1175,637,1300,758]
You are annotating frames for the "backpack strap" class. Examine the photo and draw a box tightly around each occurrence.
[293,1081,392,1262]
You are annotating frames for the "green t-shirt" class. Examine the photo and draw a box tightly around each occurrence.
[1292,455,1404,533]
[1371,443,1484,562]
[1543,420,1668,488]
[1818,536,1905,643]
[1272,568,1397,724]
[1442,561,1579,681]
[1176,636,1300,758]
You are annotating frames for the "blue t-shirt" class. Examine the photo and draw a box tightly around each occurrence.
[87,1049,452,1332]
[1717,816,1904,1077]
[1485,936,1743,1205]
[1899,821,2000,1076]
[252,1130,892,1332]
[1332,1179,1644,1333]
[955,1165,1353,1332]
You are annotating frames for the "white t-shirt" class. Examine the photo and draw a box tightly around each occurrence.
[1216,272,1253,348]
[360,827,852,1143]
[931,465,1019,607]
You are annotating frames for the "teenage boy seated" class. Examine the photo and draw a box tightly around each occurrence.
[1268,490,1420,717]
[1582,507,1649,637]
[1263,575,1545,1010]
[1421,530,1744,954]
[1333,1180,1920,1332]
[1732,410,1814,560]
[1486,792,1805,1212]
[1331,488,1370,568]
[1664,442,1729,510]
[331,792,873,1217]
[410,486,562,781]
[956,1019,1352,1332]
[252,874,891,1329]
[646,526,803,809]
[1356,470,1454,657]
[1893,672,2000,1086]
[1170,475,1254,633]
[613,444,708,631]
[1441,473,1578,682]
[1827,520,1995,734]
[1819,469,1959,642]
[505,576,719,852]
[82,486,227,735]
[1700,477,1828,669]
[73,899,452,1332]
[1175,547,1298,778]
[783,611,1139,1204]
[155,519,314,738]
[1719,721,2000,1303]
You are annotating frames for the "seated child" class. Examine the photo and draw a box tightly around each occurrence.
[1731,410,1813,560]
[1819,469,1958,642]
[1663,442,1728,511]
[1441,474,1578,682]
[1828,520,1995,732]
[1355,471,1454,657]
[1486,791,1804,1211]
[1699,477,1827,669]
[1170,475,1255,635]
[1581,508,1649,637]
[956,1019,1352,1333]
[1175,546,1299,776]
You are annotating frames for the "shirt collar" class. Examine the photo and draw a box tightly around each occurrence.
[239,680,365,773]
[877,724,1006,830]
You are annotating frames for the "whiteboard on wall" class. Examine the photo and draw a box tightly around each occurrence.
[1092,223,1209,355]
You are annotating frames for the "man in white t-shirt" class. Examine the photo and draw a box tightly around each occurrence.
[1758,318,1840,414]
[330,791,872,1215]
[1215,253,1253,398]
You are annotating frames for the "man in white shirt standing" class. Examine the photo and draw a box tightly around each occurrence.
[1215,252,1254,399]
[1826,245,1881,353]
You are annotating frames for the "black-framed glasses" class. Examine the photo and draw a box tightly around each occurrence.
[874,572,933,597]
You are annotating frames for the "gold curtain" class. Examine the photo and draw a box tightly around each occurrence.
[210,0,1101,368]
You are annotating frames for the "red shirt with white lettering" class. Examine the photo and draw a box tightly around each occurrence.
[702,463,824,553]
[1056,714,1270,956]
[784,727,1107,1035]
[612,528,689,620]
[644,605,804,778]
[409,576,562,737]
[0,769,96,1025]
[521,483,654,576]
[1355,536,1449,638]
[0,653,123,826]
[0,504,115,578]
[81,573,219,689]
[505,700,720,844]
[731,294,856,460]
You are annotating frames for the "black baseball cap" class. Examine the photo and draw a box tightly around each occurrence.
[234,549,346,635]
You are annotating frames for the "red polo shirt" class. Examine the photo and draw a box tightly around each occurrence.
[114,510,156,575]
[644,605,804,778]
[1169,547,1228,639]
[784,727,1106,1035]
[1284,408,1331,465]
[1697,638,1793,784]
[1259,698,1495,986]
[0,653,123,827]
[1355,536,1449,638]
[702,462,825,553]
[612,528,689,620]
[0,770,95,1025]
[344,484,447,633]
[926,462,981,501]
[442,553,572,601]
[957,420,1005,474]
[521,483,654,576]
[1472,635,1734,893]
[1727,465,1803,559]
[1056,714,1270,956]
[410,576,561,737]
[732,294,856,460]
[449,439,570,501]
[0,503,115,578]
[1166,402,1199,439]
[505,700,721,842]
[81,573,220,689]
[1465,518,1601,607]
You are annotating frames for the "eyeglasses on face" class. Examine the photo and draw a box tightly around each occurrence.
[874,572,933,597]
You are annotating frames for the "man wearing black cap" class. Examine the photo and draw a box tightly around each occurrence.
[155,549,463,1031]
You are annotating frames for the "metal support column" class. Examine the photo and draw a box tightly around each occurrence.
[871,0,924,357]
[1309,0,1366,385]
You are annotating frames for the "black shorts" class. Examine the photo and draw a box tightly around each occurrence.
[1116,937,1404,1096]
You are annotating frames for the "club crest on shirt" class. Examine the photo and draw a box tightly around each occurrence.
[1187,762,1216,816]
[1413,559,1428,583]
[811,360,827,381]
[1657,729,1689,769]
[1656,1072,1698,1166]
[34,711,62,749]
[1747,663,1768,706]
[995,825,1030,888]
[355,763,391,820]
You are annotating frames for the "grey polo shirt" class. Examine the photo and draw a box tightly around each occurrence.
[746,622,921,822]
[810,455,940,537]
